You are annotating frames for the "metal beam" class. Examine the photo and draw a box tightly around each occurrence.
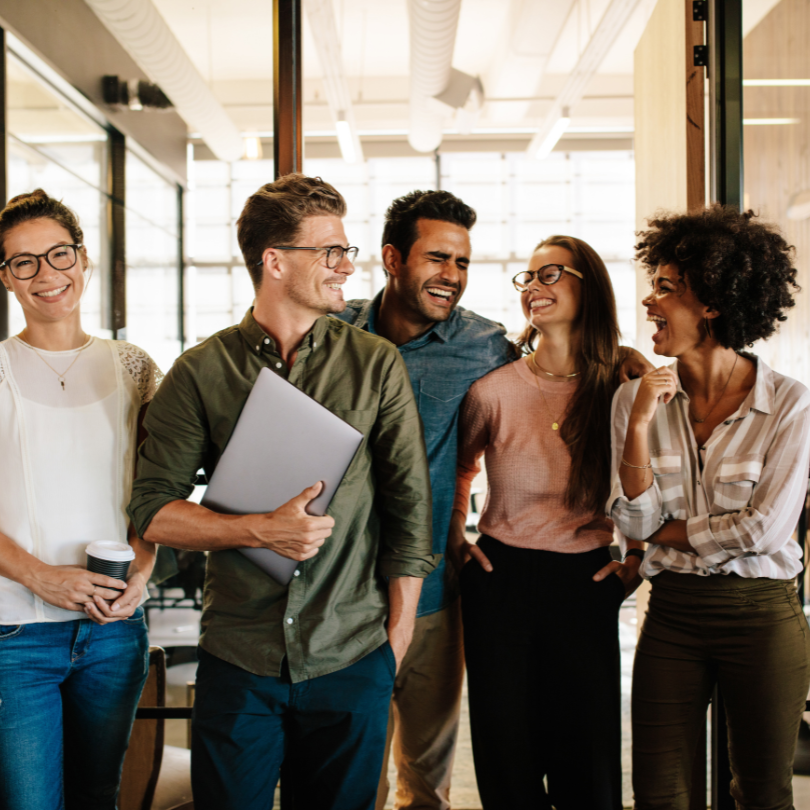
[708,0,744,208]
[273,0,303,177]
[526,0,643,157]
[108,128,127,339]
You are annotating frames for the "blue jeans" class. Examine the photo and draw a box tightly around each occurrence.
[0,610,150,810]
[192,641,397,810]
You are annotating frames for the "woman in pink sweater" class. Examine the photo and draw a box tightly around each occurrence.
[448,235,643,809]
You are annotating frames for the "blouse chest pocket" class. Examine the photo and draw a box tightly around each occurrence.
[650,450,687,519]
[712,455,763,512]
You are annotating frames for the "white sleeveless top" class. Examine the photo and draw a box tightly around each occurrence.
[0,336,162,624]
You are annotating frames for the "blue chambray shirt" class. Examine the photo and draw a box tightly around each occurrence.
[335,291,515,616]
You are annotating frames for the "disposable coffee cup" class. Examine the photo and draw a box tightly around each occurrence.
[85,541,135,591]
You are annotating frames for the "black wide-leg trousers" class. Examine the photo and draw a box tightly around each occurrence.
[461,535,625,810]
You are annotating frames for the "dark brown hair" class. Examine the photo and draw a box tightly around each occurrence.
[635,205,799,350]
[236,173,346,290]
[516,235,621,514]
[382,190,477,263]
[0,189,84,262]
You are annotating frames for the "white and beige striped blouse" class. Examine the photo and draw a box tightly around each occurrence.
[608,355,810,580]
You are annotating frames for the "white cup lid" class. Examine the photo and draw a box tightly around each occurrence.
[85,541,135,562]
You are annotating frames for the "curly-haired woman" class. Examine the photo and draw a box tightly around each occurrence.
[0,190,160,810]
[609,205,810,809]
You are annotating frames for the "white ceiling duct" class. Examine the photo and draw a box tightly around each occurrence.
[408,0,462,153]
[84,0,243,162]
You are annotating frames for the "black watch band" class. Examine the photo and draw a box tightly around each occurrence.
[623,548,645,563]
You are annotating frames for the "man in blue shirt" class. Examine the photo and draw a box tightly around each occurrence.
[335,190,514,810]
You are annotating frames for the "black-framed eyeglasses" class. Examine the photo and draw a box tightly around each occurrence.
[512,264,584,291]
[0,244,84,280]
[255,245,360,270]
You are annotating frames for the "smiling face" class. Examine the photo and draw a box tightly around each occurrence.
[1,218,87,328]
[643,263,717,356]
[278,214,355,316]
[385,218,471,326]
[520,244,582,331]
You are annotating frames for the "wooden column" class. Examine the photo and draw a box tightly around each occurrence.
[0,27,8,341]
[634,0,706,348]
[273,0,303,178]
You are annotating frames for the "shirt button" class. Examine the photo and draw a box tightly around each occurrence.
[255,345,260,351]
[286,617,294,625]
[293,570,300,577]
[276,362,282,369]
[313,342,317,348]
[264,338,270,345]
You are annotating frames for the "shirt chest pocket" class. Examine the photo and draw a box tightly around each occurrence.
[418,379,473,441]
[650,450,687,519]
[712,455,764,512]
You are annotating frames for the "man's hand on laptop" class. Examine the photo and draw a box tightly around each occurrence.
[252,482,335,561]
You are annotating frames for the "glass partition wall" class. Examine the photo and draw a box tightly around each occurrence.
[4,47,184,368]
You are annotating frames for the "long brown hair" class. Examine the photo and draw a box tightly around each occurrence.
[515,235,620,514]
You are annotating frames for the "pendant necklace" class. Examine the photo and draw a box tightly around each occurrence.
[529,352,569,431]
[21,332,92,391]
[690,353,739,424]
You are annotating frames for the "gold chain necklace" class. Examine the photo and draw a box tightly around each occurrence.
[690,353,739,424]
[20,333,93,391]
[531,357,580,379]
[529,352,569,431]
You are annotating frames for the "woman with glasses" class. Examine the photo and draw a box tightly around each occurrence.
[610,206,810,810]
[0,190,159,810]
[448,236,644,809]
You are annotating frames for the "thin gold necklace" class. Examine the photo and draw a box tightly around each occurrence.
[529,353,569,431]
[531,355,580,379]
[20,332,93,391]
[689,353,739,424]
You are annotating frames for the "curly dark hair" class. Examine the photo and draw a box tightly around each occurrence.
[635,205,799,350]
[381,190,476,264]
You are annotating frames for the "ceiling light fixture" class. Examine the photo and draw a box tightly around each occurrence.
[743,79,810,86]
[335,114,357,164]
[743,118,800,125]
[531,107,571,160]
[243,136,263,161]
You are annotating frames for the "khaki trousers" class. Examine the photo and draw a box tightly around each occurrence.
[633,572,810,810]
[375,599,465,810]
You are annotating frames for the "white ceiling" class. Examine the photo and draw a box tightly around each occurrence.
[151,0,661,139]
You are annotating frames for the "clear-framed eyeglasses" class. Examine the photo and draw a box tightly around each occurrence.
[0,244,84,280]
[255,245,360,270]
[512,264,584,291]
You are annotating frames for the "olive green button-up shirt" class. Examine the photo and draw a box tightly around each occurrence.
[128,309,437,682]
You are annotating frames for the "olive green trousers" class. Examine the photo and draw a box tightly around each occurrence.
[633,571,810,810]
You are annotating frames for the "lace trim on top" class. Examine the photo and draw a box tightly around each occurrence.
[0,349,5,386]
[115,342,164,405]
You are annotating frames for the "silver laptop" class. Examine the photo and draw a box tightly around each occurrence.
[201,367,364,585]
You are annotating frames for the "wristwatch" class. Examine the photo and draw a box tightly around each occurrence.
[623,548,645,563]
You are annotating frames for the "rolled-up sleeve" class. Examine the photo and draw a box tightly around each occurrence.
[127,359,209,538]
[687,400,810,566]
[372,350,438,579]
[607,381,665,540]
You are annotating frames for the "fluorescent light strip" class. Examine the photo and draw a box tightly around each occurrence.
[743,79,810,86]
[743,118,801,125]
[533,110,571,160]
[335,117,357,163]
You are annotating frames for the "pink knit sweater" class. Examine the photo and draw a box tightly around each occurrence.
[455,357,614,552]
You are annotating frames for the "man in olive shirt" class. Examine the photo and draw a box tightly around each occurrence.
[128,174,437,810]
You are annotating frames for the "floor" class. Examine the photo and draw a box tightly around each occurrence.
[146,594,810,810]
